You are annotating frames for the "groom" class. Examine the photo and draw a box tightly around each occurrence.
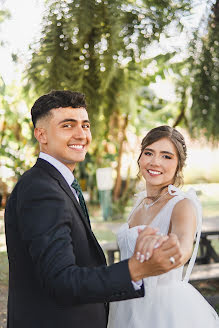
[4,90,181,328]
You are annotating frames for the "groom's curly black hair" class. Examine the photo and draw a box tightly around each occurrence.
[31,90,87,127]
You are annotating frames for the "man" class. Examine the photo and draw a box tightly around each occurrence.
[4,90,181,328]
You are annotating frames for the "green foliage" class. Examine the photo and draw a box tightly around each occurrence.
[0,4,35,187]
[0,6,11,46]
[169,1,219,141]
[190,1,219,141]
[0,8,10,23]
[25,0,191,127]
[0,81,37,181]
[20,0,191,199]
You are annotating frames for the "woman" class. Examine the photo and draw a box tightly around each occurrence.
[108,125,219,328]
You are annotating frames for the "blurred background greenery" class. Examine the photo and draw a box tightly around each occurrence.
[0,0,219,218]
[0,2,219,320]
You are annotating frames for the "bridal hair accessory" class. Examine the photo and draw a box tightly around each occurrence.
[169,256,175,264]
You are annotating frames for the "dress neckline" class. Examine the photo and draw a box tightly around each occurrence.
[127,196,177,230]
[127,185,184,230]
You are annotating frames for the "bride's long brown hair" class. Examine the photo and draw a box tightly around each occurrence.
[137,125,187,200]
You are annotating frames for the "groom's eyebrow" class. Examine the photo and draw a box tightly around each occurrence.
[58,118,90,124]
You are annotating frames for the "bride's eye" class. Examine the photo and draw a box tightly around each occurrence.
[144,151,152,156]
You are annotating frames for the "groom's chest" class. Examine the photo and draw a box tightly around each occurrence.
[62,190,106,266]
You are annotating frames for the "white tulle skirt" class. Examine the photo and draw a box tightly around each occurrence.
[108,281,219,328]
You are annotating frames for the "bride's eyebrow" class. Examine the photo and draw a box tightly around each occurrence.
[144,148,175,156]
[160,151,175,156]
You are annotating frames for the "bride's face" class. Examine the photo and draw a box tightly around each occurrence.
[139,137,178,188]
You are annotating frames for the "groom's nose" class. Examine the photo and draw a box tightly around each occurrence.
[73,125,86,139]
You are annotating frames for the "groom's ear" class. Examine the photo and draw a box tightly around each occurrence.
[34,127,47,144]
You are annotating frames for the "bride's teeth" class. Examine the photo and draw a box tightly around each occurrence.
[149,170,161,175]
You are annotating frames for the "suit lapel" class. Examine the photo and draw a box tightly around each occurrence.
[35,159,106,263]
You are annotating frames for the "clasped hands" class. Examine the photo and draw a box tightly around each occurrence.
[129,226,182,282]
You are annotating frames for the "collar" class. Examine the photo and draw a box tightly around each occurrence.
[39,152,75,187]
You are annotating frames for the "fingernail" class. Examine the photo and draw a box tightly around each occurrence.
[136,252,140,260]
[140,254,145,263]
[154,242,160,249]
[145,252,150,260]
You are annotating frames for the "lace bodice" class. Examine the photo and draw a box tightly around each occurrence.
[116,185,202,288]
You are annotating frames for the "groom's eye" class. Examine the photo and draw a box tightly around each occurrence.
[63,123,72,128]
[82,123,90,129]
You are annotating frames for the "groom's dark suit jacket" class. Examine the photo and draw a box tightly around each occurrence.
[5,159,143,328]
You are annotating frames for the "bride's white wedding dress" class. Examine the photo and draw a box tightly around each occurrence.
[108,185,219,328]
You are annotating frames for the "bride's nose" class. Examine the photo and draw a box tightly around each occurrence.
[149,155,161,166]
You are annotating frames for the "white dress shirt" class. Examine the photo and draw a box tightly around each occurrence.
[39,152,79,201]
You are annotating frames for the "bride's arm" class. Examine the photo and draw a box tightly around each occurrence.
[169,198,197,266]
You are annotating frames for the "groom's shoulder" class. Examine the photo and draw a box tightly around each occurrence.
[15,160,52,190]
[19,161,46,179]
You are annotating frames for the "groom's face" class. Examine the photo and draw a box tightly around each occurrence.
[35,106,92,171]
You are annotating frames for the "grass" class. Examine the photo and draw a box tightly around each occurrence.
[183,183,219,218]
[0,252,8,287]
[202,200,219,217]
[92,229,115,243]
[212,240,219,254]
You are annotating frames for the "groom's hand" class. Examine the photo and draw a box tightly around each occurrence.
[128,231,182,282]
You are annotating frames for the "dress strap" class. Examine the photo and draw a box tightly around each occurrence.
[182,188,202,282]
[183,223,202,282]
[168,185,203,282]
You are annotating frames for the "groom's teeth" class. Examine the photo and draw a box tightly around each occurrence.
[69,145,83,149]
[148,170,161,175]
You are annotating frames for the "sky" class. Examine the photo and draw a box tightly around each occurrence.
[0,0,210,104]
[1,0,45,83]
[0,0,207,94]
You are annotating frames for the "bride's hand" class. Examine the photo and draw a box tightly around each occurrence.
[136,229,169,262]
[129,230,182,280]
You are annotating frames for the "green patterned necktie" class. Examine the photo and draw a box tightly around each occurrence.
[71,178,90,226]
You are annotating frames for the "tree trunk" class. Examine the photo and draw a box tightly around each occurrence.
[113,114,128,201]
[173,89,186,128]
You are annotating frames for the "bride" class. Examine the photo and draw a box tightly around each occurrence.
[108,125,219,328]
